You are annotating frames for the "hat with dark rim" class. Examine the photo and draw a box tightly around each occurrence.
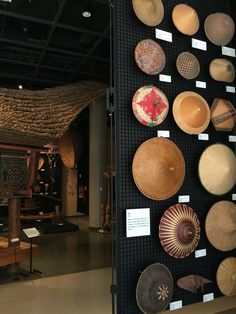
[132,0,164,27]
[211,98,236,132]
[172,4,199,36]
[216,257,236,296]
[209,59,235,83]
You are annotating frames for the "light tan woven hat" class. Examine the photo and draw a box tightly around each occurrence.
[211,99,236,132]
[172,91,210,134]
[216,257,236,296]
[172,4,199,36]
[59,130,78,169]
[132,137,185,200]
[132,0,164,27]
[176,52,200,80]
[209,59,235,83]
[204,13,235,46]
[205,200,236,251]
[198,143,236,195]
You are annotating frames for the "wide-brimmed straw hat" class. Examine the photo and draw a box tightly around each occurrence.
[216,257,236,296]
[172,4,199,36]
[132,0,164,27]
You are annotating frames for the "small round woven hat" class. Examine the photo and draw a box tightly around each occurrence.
[209,59,235,83]
[132,0,164,27]
[159,204,201,259]
[216,257,236,296]
[132,137,185,200]
[136,263,173,314]
[205,201,236,251]
[172,4,199,36]
[132,85,169,127]
[172,91,210,134]
[198,144,236,195]
[211,98,236,132]
[176,52,200,80]
[135,39,166,75]
[204,13,235,46]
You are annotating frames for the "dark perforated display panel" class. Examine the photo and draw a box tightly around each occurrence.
[114,1,236,313]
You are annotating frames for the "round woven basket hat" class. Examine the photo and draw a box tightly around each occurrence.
[205,201,236,251]
[132,0,164,27]
[211,98,236,132]
[204,13,235,46]
[176,51,200,80]
[198,143,236,195]
[59,129,78,169]
[172,91,210,135]
[132,85,169,127]
[172,4,199,36]
[209,59,235,83]
[136,263,173,314]
[216,257,236,296]
[134,39,166,75]
[132,137,185,200]
[159,204,201,259]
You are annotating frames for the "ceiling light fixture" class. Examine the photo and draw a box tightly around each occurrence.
[82,11,91,18]
[0,0,12,2]
[18,84,23,90]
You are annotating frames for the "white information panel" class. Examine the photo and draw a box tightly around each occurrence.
[198,133,209,141]
[226,86,236,93]
[157,130,170,138]
[23,227,41,239]
[192,38,207,51]
[229,135,236,142]
[178,195,190,203]
[222,46,236,57]
[170,300,183,311]
[203,293,214,303]
[232,194,236,201]
[195,249,207,258]
[126,208,150,238]
[155,29,173,42]
[159,74,172,83]
[196,81,206,89]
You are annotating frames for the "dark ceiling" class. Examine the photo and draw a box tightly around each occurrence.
[0,0,110,89]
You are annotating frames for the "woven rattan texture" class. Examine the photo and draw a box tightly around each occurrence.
[114,0,235,313]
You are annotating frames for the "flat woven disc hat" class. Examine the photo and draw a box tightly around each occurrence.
[198,144,236,195]
[172,91,210,134]
[172,4,199,36]
[216,257,236,296]
[159,204,201,259]
[205,201,236,251]
[176,51,200,80]
[204,13,235,46]
[132,137,185,200]
[209,59,235,83]
[134,39,166,75]
[136,263,173,314]
[211,99,236,132]
[132,85,169,127]
[132,0,164,27]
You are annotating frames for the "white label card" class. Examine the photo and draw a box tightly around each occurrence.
[170,301,183,311]
[196,81,206,89]
[155,29,172,42]
[159,74,171,83]
[222,46,236,57]
[192,38,207,51]
[178,195,190,203]
[195,249,207,258]
[23,227,41,239]
[157,130,170,138]
[198,133,209,141]
[232,194,236,201]
[226,86,236,93]
[229,135,236,142]
[203,293,214,303]
[126,208,150,238]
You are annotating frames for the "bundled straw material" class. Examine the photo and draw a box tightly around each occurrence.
[0,81,106,146]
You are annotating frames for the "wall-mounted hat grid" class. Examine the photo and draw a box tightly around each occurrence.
[113,0,236,313]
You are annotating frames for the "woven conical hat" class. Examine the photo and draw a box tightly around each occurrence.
[216,257,236,296]
[136,263,173,314]
[176,52,200,80]
[172,4,199,36]
[211,99,236,132]
[159,204,200,259]
[210,59,235,83]
[132,0,164,27]
[198,144,236,195]
[205,201,236,251]
[172,91,210,135]
[132,138,185,200]
[59,130,77,169]
[204,13,235,46]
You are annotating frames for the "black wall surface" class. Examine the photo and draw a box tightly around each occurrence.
[114,0,236,313]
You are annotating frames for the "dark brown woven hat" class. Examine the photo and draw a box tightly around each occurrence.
[136,263,173,314]
[216,257,236,296]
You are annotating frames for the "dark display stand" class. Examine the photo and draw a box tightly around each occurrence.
[113,0,235,313]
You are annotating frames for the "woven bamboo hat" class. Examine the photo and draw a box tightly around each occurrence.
[132,85,169,127]
[132,137,185,200]
[198,143,236,195]
[132,0,164,27]
[204,13,235,46]
[135,39,166,75]
[209,59,235,83]
[159,204,201,259]
[136,263,173,314]
[205,201,236,251]
[216,257,236,296]
[176,52,200,80]
[59,130,78,169]
[211,99,236,132]
[173,91,210,135]
[172,4,199,36]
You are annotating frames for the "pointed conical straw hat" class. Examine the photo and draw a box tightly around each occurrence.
[132,0,164,27]
[172,4,199,36]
